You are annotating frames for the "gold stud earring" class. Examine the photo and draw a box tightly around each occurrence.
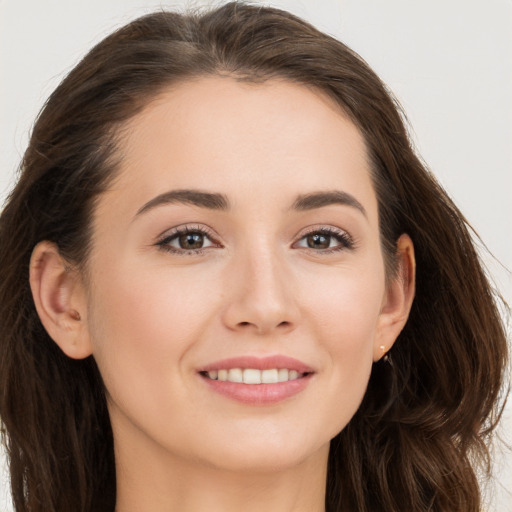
[379,345,389,363]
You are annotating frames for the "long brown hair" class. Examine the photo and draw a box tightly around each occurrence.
[0,3,507,511]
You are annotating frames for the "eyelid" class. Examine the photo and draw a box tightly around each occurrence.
[155,224,221,254]
[292,225,355,252]
[156,223,217,241]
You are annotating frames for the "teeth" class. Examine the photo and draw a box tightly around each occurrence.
[206,368,304,384]
[228,368,243,383]
[243,369,261,384]
[278,368,289,382]
[261,369,278,383]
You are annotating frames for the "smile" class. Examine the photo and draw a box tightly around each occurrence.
[202,368,305,384]
[198,355,314,405]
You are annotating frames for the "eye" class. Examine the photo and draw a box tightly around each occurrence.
[156,225,218,254]
[294,227,354,253]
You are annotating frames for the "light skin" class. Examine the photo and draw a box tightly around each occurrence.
[30,77,415,512]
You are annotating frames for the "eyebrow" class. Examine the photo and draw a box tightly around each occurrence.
[291,191,367,218]
[135,188,366,218]
[136,189,230,216]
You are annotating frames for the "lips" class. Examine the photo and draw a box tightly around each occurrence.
[198,355,314,405]
[199,355,313,373]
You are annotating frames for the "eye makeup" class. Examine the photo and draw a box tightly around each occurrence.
[155,223,356,256]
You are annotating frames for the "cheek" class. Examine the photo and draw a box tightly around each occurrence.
[306,261,385,352]
[86,262,212,402]
[301,263,384,430]
[85,265,218,454]
[90,257,211,338]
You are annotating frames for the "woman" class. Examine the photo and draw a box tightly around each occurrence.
[0,3,507,511]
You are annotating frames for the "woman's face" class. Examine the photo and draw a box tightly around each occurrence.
[83,77,402,472]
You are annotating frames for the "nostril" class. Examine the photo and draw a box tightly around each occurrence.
[230,317,296,334]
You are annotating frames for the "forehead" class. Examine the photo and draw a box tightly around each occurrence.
[102,76,377,220]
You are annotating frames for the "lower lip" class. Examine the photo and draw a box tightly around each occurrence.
[200,374,313,405]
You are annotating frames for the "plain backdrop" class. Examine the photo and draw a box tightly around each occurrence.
[1,0,511,510]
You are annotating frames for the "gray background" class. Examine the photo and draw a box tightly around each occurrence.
[1,0,510,509]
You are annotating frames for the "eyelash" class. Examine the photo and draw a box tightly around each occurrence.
[155,225,355,256]
[295,226,354,253]
[156,225,218,256]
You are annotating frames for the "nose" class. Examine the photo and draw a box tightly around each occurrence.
[221,246,299,336]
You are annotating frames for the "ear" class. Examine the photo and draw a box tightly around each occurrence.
[373,234,416,362]
[29,241,92,359]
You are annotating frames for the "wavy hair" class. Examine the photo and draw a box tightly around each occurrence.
[0,3,507,511]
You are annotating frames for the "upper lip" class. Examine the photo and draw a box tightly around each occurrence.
[198,355,314,374]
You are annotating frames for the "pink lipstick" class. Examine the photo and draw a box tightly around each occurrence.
[198,355,314,405]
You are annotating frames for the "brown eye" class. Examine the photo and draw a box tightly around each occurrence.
[306,233,331,249]
[157,227,216,254]
[295,228,354,253]
[178,232,204,249]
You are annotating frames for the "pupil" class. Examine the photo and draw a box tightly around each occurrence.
[308,233,330,249]
[179,233,203,249]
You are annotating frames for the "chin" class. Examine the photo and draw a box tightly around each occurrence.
[194,431,331,475]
